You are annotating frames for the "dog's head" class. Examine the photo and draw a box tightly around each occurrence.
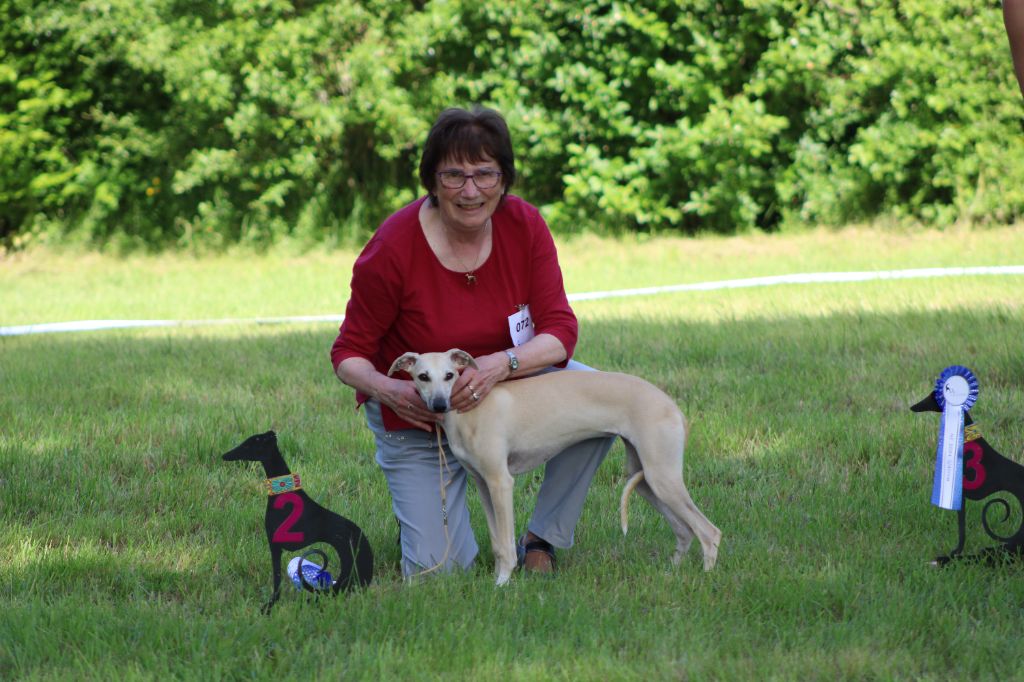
[910,391,942,414]
[388,349,477,413]
[222,430,278,462]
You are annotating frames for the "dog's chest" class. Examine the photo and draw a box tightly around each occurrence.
[441,424,479,471]
[445,415,569,476]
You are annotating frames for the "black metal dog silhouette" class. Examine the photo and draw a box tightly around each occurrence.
[222,431,373,613]
[912,393,1024,566]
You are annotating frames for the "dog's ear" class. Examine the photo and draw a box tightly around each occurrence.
[447,349,478,370]
[388,352,419,376]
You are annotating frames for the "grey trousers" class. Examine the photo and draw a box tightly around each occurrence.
[365,360,615,577]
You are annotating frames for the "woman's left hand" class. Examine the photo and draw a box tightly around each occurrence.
[451,351,508,412]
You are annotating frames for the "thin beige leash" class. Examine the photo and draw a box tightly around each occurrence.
[413,426,454,577]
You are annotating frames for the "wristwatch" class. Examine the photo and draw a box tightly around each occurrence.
[505,349,519,375]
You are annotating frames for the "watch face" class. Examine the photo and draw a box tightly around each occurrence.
[507,351,518,370]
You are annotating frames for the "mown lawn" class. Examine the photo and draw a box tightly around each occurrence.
[2,225,1023,680]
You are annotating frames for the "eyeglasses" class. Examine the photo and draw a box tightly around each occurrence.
[436,169,503,190]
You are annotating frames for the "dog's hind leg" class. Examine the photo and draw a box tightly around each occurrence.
[628,433,721,571]
[621,441,695,563]
[328,523,375,593]
[648,476,720,570]
[648,474,720,571]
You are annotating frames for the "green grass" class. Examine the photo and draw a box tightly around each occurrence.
[2,226,1024,680]
[1,223,1021,326]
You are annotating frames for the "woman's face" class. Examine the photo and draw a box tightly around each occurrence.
[433,154,505,233]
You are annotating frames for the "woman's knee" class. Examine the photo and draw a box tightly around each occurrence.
[399,517,478,576]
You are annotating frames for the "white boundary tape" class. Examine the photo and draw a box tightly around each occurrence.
[3,265,1022,337]
[0,314,345,337]
[566,265,1024,301]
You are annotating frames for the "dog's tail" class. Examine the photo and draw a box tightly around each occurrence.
[620,470,646,535]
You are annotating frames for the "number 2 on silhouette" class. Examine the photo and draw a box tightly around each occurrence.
[271,491,306,543]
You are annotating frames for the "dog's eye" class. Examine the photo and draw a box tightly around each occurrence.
[417,372,430,382]
[445,372,454,381]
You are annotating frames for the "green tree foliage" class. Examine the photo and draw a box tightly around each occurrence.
[1,0,1020,248]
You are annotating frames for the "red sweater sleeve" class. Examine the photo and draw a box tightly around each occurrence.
[330,212,408,372]
[520,203,577,361]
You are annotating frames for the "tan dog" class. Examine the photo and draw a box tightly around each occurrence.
[388,349,721,585]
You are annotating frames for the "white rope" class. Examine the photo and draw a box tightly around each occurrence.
[566,265,1024,302]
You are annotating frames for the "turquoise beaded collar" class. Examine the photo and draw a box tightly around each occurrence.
[264,473,302,496]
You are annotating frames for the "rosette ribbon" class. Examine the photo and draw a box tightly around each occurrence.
[930,365,979,510]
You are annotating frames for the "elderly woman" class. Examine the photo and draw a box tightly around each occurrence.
[331,106,614,578]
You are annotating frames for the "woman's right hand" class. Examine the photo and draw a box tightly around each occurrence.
[374,376,439,432]
[336,357,440,432]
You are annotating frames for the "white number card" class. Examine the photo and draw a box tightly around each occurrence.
[507,305,535,347]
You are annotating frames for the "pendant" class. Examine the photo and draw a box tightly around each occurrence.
[466,273,477,285]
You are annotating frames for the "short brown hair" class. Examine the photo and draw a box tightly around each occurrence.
[419,107,516,205]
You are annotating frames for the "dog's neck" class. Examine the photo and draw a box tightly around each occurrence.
[439,412,470,457]
[257,445,292,479]
[254,443,303,495]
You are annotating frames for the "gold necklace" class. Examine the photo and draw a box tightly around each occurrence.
[442,220,489,286]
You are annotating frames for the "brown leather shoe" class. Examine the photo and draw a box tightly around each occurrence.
[517,532,556,573]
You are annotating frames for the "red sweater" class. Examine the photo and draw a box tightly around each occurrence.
[331,195,578,430]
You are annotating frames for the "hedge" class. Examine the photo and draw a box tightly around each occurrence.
[1,0,1020,249]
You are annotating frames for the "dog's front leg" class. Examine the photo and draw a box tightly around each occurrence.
[469,471,499,556]
[447,417,517,584]
[262,545,283,615]
[479,469,517,586]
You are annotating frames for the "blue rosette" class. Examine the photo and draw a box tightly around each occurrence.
[933,365,979,412]
[930,365,980,511]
